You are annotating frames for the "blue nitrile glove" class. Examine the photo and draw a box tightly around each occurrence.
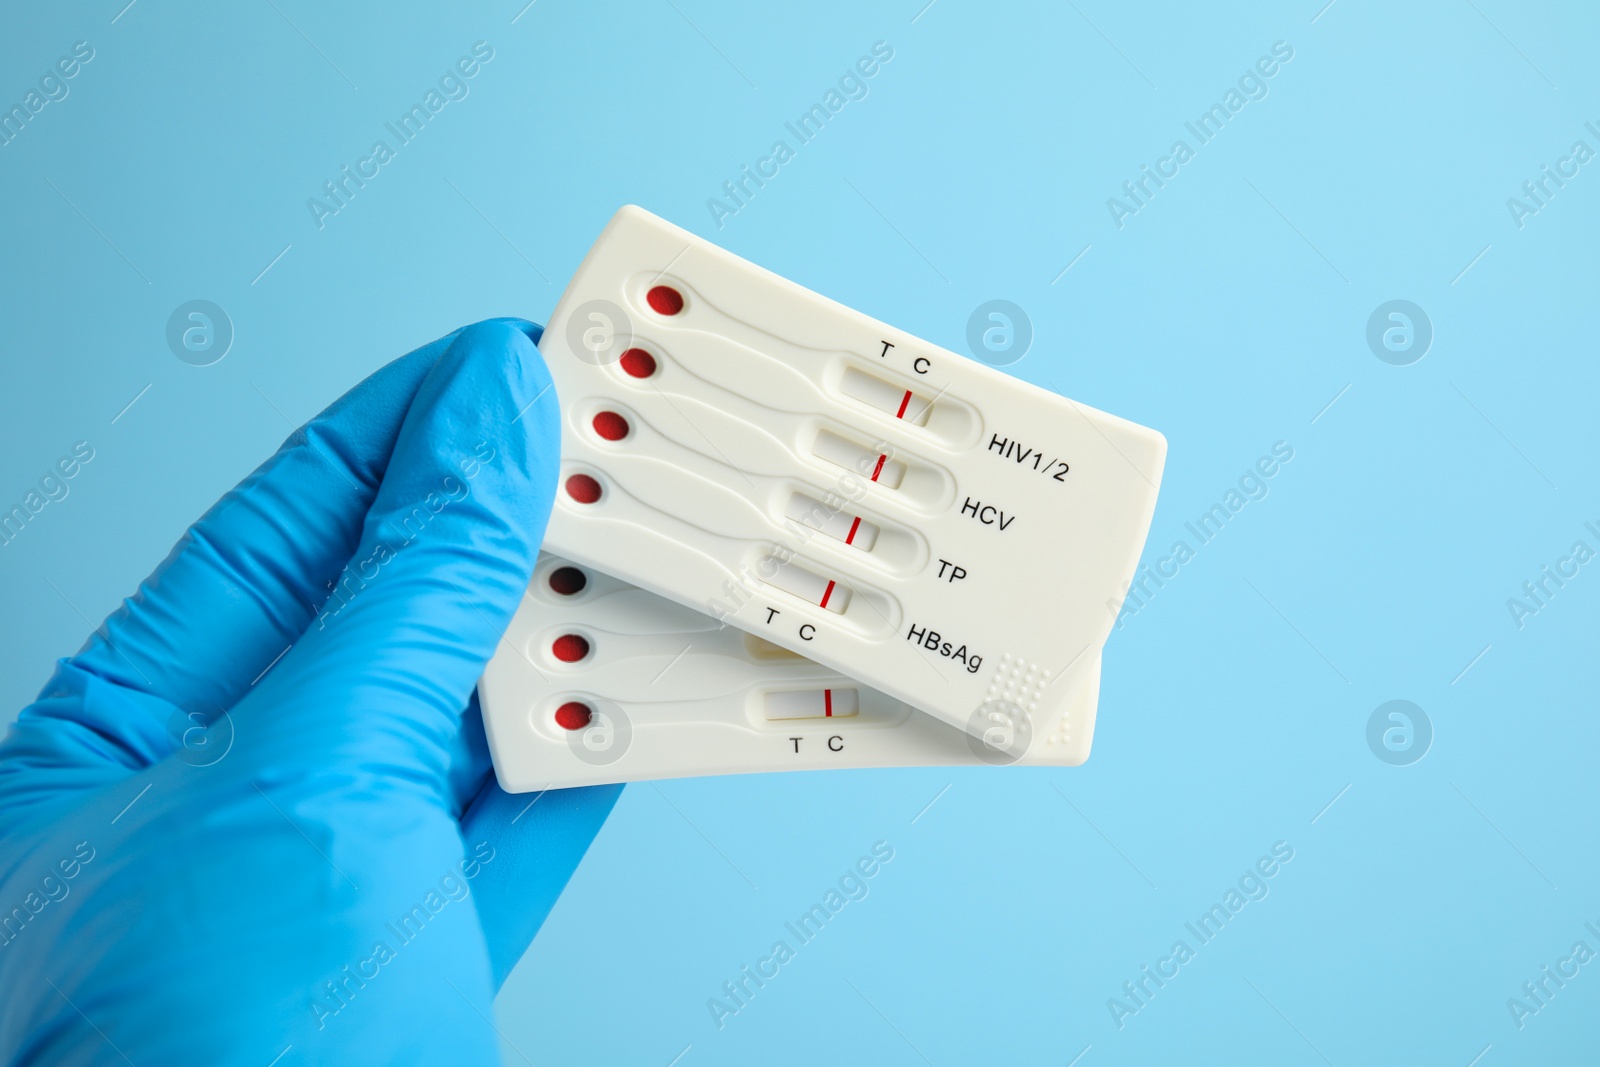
[0,319,622,1065]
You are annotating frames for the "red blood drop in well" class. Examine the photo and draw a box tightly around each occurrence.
[548,566,587,596]
[592,411,630,441]
[565,474,602,503]
[619,348,657,378]
[551,634,590,662]
[554,701,592,731]
[646,285,683,315]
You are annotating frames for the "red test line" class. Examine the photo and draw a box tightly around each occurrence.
[870,454,887,482]
[895,390,913,419]
[820,580,836,609]
[844,516,862,544]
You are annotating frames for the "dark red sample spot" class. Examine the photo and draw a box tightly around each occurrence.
[592,411,630,441]
[554,701,592,731]
[548,566,587,596]
[551,634,590,663]
[565,474,602,503]
[646,285,684,315]
[619,348,657,378]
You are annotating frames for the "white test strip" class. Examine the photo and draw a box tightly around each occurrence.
[521,206,1164,754]
[784,492,880,551]
[810,429,907,489]
[763,688,860,720]
[839,367,933,425]
[479,555,1103,789]
[760,557,851,614]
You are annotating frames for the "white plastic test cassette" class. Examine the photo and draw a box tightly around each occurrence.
[484,205,1164,778]
[480,555,1103,789]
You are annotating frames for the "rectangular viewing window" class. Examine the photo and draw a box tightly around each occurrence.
[840,367,932,426]
[811,430,906,489]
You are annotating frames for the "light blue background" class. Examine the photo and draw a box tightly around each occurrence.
[4,1,1598,1063]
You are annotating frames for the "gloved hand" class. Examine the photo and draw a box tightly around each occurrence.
[0,319,622,1065]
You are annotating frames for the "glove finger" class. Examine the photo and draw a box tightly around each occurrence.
[0,320,534,788]
[458,778,625,991]
[237,320,558,790]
